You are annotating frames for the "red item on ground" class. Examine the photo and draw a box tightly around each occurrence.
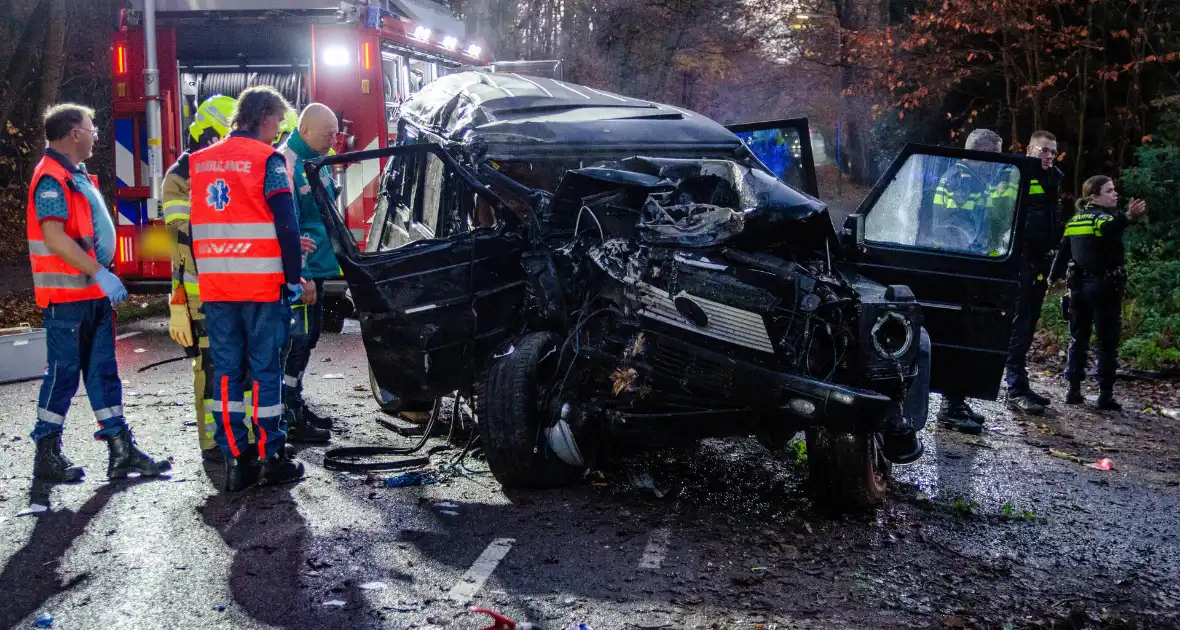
[473,608,518,630]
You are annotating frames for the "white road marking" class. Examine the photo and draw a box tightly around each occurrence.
[116,331,142,340]
[639,525,672,569]
[447,538,515,604]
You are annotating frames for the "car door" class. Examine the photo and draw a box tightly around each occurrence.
[840,144,1039,400]
[726,118,819,196]
[306,143,529,403]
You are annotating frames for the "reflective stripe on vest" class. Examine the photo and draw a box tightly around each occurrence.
[189,136,285,302]
[163,199,191,222]
[26,157,106,307]
[1029,179,1045,195]
[1065,212,1112,238]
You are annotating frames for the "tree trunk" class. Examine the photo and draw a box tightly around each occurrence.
[0,0,51,127]
[1074,3,1092,196]
[838,0,887,184]
[36,0,68,119]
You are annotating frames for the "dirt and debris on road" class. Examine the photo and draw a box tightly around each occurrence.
[1,317,1178,629]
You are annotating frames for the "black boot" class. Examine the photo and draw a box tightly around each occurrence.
[1065,383,1084,405]
[302,406,334,430]
[33,434,85,483]
[287,410,331,444]
[1007,394,1046,416]
[258,449,305,486]
[1097,390,1123,412]
[1025,390,1052,407]
[224,453,260,492]
[105,429,172,479]
[937,400,984,435]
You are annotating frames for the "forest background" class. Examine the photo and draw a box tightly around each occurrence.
[0,0,1176,370]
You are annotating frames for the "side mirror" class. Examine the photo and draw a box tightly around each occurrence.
[841,213,865,253]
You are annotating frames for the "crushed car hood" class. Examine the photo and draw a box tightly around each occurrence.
[553,157,836,250]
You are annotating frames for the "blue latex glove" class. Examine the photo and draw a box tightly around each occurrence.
[285,282,302,305]
[94,268,128,304]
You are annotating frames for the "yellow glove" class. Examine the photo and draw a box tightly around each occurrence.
[168,303,194,347]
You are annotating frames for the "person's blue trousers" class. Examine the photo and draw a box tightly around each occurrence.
[284,279,324,418]
[203,300,290,459]
[31,298,128,442]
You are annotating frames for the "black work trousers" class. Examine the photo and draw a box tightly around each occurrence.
[1004,254,1050,395]
[1064,277,1122,391]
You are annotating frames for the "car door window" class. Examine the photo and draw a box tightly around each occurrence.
[864,153,1020,258]
[418,153,446,234]
[369,147,485,254]
[726,118,819,196]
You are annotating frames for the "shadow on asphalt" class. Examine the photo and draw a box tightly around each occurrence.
[198,471,339,629]
[0,477,155,628]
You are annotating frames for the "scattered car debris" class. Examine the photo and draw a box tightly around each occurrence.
[628,471,669,498]
[381,471,439,488]
[1088,458,1115,471]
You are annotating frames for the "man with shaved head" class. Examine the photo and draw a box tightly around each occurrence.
[278,102,340,443]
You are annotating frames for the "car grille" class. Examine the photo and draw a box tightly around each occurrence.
[635,283,776,354]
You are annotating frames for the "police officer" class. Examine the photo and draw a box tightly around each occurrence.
[277,103,340,443]
[1005,131,1063,416]
[1049,175,1147,411]
[163,94,242,460]
[189,86,310,491]
[932,128,1003,434]
[27,103,170,482]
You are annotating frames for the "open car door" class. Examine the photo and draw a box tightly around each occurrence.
[726,118,819,197]
[306,144,528,405]
[841,144,1040,400]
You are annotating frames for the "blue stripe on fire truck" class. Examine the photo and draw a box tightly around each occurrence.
[113,118,148,226]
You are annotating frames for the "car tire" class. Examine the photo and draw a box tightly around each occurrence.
[480,331,585,489]
[321,296,352,334]
[805,428,891,510]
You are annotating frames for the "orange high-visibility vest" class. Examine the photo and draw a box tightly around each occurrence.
[26,157,107,308]
[189,136,285,302]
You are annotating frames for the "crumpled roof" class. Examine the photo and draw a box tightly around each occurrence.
[398,72,743,157]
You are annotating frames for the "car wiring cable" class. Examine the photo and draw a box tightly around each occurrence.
[323,397,448,471]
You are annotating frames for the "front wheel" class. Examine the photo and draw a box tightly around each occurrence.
[805,428,891,510]
[480,332,586,489]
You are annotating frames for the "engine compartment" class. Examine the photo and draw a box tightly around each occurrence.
[514,156,922,445]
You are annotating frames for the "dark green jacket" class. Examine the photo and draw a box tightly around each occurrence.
[279,130,340,279]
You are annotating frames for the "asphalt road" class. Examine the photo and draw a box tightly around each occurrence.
[2,317,1180,630]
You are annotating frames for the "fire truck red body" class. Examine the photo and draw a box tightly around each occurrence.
[111,0,484,302]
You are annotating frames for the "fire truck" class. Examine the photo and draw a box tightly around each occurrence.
[112,0,558,330]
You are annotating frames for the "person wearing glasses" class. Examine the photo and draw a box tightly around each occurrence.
[1004,131,1064,416]
[25,103,171,482]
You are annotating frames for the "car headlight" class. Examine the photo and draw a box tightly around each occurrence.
[870,311,913,359]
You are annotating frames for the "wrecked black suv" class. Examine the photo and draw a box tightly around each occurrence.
[308,72,1040,508]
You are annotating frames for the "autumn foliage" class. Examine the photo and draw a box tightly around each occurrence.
[841,0,1180,191]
